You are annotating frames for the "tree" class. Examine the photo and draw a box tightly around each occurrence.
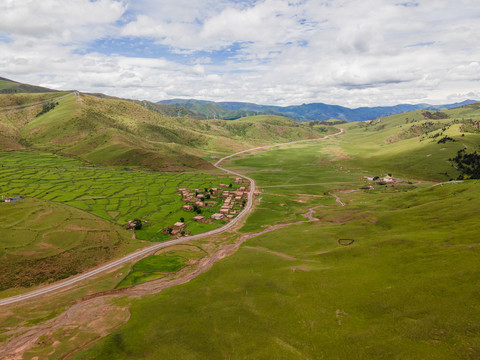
[180,217,184,222]
[133,218,142,230]
[229,183,232,188]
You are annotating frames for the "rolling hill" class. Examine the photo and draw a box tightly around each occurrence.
[0,90,335,171]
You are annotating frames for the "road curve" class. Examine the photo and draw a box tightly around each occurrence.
[0,128,343,306]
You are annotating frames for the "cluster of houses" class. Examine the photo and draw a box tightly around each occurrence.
[162,178,250,237]
[365,175,395,183]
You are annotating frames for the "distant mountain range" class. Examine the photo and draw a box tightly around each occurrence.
[158,99,478,122]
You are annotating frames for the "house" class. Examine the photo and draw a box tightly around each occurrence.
[235,178,243,184]
[235,196,242,201]
[383,176,394,183]
[226,215,234,219]
[193,215,206,222]
[219,184,228,188]
[365,176,375,181]
[173,222,185,231]
[196,194,204,199]
[182,205,193,211]
[220,208,229,214]
[222,191,230,198]
[178,188,187,193]
[211,213,224,220]
[211,188,219,194]
[195,201,206,207]
[239,187,246,192]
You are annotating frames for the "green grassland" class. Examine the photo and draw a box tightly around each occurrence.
[116,255,185,289]
[74,180,480,359]
[74,108,480,359]
[0,151,238,241]
[0,197,140,292]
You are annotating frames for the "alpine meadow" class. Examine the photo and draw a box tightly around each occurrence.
[1,1,480,359]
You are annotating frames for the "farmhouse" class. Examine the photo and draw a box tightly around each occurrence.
[211,213,224,220]
[173,222,185,231]
[192,215,206,222]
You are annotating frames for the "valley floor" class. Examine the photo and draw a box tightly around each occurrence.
[1,125,480,359]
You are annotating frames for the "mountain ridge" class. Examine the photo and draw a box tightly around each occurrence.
[159,98,478,122]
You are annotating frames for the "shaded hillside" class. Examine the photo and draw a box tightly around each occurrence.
[0,77,58,94]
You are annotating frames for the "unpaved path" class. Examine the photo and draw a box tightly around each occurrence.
[0,128,343,307]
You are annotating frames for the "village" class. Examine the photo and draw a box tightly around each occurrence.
[162,177,250,237]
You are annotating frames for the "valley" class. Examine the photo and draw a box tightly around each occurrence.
[0,78,480,359]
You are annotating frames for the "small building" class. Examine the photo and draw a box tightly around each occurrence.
[222,191,230,198]
[211,213,224,220]
[239,187,246,192]
[182,205,193,211]
[195,201,206,207]
[173,222,185,231]
[220,208,229,214]
[211,188,219,194]
[365,176,375,181]
[178,188,187,193]
[219,184,228,188]
[196,194,204,199]
[235,196,242,201]
[383,176,394,183]
[235,178,243,184]
[193,215,206,222]
[226,215,234,219]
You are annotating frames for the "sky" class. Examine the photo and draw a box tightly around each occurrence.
[1,0,479,107]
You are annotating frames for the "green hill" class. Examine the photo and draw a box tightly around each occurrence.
[0,77,58,94]
[0,92,335,171]
[340,104,480,180]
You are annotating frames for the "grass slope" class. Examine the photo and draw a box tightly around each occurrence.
[0,197,140,292]
[340,104,480,180]
[1,92,335,171]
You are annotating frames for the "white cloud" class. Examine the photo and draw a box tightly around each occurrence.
[1,0,480,107]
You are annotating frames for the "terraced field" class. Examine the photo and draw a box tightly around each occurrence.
[0,151,237,241]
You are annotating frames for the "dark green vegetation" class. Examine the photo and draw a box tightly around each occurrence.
[0,197,138,292]
[116,255,185,289]
[75,101,480,359]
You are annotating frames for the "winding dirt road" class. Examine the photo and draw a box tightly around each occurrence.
[0,128,343,307]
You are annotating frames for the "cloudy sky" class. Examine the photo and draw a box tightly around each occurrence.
[1,0,479,107]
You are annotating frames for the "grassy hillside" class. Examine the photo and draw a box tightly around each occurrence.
[339,104,480,181]
[0,197,141,292]
[0,92,335,170]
